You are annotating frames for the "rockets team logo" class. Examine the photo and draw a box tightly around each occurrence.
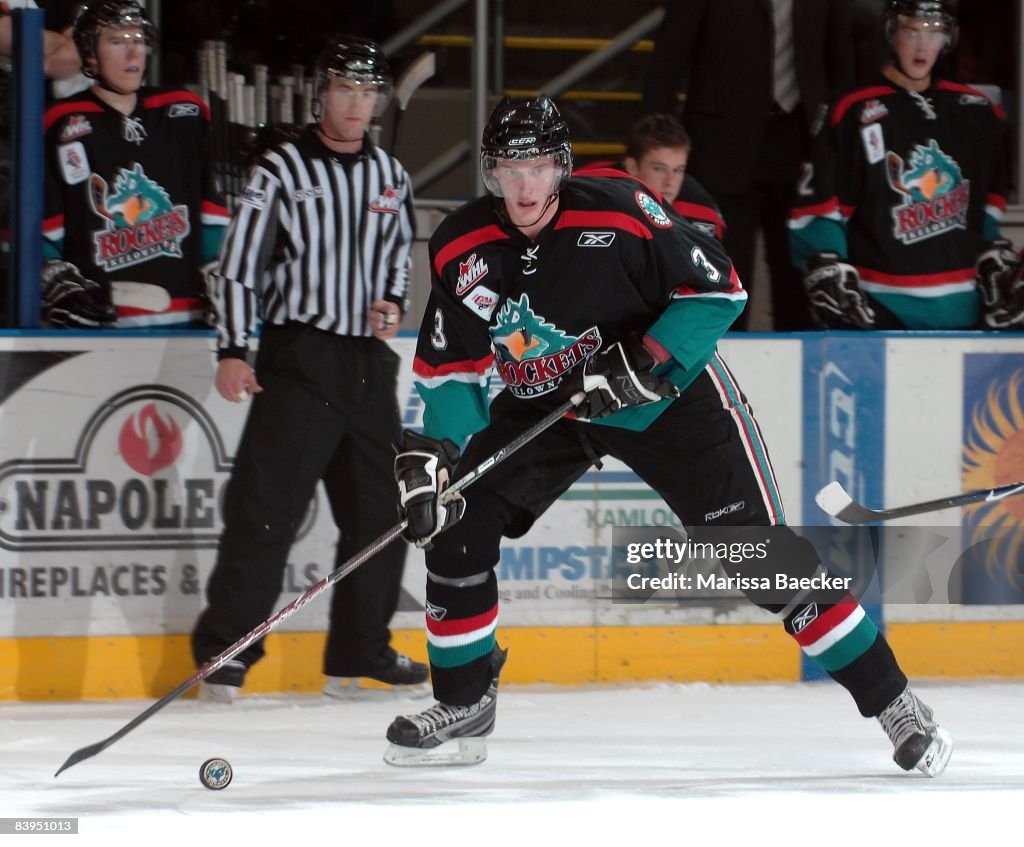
[90,163,191,271]
[489,294,601,398]
[886,139,969,245]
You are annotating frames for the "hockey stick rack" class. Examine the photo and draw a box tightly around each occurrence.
[815,479,1024,524]
[55,395,582,777]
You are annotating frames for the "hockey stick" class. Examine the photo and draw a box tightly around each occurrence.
[390,51,436,153]
[815,479,1024,524]
[55,394,583,777]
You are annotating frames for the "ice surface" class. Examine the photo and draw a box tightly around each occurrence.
[3,681,1022,846]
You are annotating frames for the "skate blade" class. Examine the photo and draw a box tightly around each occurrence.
[383,737,488,767]
[915,727,953,777]
[324,680,431,702]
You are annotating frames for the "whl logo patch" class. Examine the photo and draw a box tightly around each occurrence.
[456,253,489,294]
[490,294,601,398]
[90,163,190,271]
[886,139,969,245]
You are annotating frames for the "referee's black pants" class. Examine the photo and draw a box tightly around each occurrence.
[192,323,406,678]
[422,355,906,718]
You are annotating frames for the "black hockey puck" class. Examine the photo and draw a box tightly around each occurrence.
[199,757,233,790]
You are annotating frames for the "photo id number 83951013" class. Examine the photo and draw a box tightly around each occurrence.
[0,818,78,834]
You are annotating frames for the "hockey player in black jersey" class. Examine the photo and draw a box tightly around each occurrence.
[575,113,726,242]
[41,0,228,328]
[790,0,1020,330]
[385,95,953,777]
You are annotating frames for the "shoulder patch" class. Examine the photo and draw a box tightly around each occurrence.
[635,191,671,229]
[58,142,90,185]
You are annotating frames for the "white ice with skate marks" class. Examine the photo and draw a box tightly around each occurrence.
[5,681,1023,846]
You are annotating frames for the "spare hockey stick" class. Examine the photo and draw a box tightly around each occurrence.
[390,51,436,153]
[55,394,583,777]
[815,479,1024,524]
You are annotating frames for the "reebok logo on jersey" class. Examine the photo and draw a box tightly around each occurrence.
[959,94,990,107]
[577,231,615,247]
[704,500,744,522]
[635,191,672,228]
[59,115,93,142]
[456,253,488,294]
[240,187,265,208]
[791,603,818,634]
[168,103,200,118]
[860,99,888,124]
[293,186,324,202]
[58,142,90,185]
[462,285,499,320]
[369,185,402,214]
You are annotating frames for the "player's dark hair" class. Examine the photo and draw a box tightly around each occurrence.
[626,114,692,161]
[73,0,156,79]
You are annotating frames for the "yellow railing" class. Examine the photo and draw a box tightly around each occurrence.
[417,34,654,52]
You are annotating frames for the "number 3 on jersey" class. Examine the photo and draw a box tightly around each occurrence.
[431,307,448,351]
[690,246,722,285]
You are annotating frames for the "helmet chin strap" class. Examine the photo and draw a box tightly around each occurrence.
[498,191,559,231]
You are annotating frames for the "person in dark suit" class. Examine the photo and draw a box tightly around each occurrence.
[642,0,857,330]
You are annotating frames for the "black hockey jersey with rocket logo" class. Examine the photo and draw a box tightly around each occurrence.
[414,172,745,445]
[43,87,230,327]
[789,76,1008,329]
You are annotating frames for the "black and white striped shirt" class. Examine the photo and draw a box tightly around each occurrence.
[212,128,415,357]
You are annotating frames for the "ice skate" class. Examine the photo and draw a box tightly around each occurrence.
[197,659,246,704]
[877,685,953,777]
[383,646,508,767]
[324,653,430,700]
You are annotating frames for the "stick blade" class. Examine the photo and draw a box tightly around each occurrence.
[814,481,879,524]
[394,51,436,110]
[55,738,110,777]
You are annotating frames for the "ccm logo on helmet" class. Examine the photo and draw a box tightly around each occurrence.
[509,136,537,146]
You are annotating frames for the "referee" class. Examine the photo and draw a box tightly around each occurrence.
[192,35,427,700]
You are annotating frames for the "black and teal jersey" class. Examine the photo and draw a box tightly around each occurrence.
[43,87,230,327]
[414,171,745,446]
[789,75,1009,330]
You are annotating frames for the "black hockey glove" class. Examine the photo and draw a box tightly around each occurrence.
[572,335,679,421]
[394,430,466,549]
[803,251,876,330]
[41,260,117,329]
[977,239,1024,329]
